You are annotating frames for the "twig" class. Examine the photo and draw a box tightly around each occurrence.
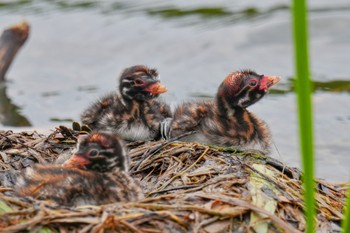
[126,202,248,218]
[147,145,209,196]
[130,131,196,173]
[119,219,143,233]
[243,162,302,204]
[194,216,221,233]
[266,157,301,180]
[1,208,45,233]
[0,132,51,162]
[156,210,188,227]
[196,192,302,233]
[148,184,200,195]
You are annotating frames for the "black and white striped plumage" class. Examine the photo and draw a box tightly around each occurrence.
[81,65,171,141]
[13,132,143,206]
[169,70,280,153]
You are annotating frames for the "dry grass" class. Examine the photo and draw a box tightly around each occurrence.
[0,126,347,232]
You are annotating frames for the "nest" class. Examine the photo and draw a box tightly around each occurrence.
[0,126,347,233]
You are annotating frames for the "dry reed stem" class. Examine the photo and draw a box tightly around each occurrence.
[0,128,346,232]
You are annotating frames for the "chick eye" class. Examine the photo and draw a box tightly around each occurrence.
[134,78,145,85]
[88,149,99,157]
[249,80,257,87]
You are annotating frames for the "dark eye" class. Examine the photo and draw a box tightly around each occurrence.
[88,149,99,157]
[134,78,145,85]
[249,80,257,87]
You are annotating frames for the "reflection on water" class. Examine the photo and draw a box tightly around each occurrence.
[49,117,74,123]
[1,0,349,20]
[190,79,350,97]
[147,5,291,25]
[0,0,97,9]
[0,84,31,126]
[313,80,350,92]
[148,7,232,18]
[0,0,31,8]
[269,79,350,95]
[53,1,98,9]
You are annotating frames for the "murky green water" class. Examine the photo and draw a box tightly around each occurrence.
[1,0,350,182]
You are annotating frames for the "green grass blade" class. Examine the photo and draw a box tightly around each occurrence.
[0,199,13,213]
[342,184,350,233]
[291,0,316,232]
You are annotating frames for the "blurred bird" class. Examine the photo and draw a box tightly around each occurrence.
[13,132,144,206]
[81,65,171,141]
[169,70,280,153]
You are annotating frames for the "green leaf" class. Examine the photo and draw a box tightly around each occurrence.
[292,0,316,232]
[40,226,52,233]
[249,164,278,233]
[0,199,13,213]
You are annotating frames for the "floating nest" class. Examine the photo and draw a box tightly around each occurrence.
[0,126,347,233]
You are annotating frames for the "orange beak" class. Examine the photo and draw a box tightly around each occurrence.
[63,154,90,169]
[144,82,167,95]
[260,75,281,91]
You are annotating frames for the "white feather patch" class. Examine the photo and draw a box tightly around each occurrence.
[117,122,153,141]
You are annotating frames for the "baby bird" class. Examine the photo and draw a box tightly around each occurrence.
[13,132,143,206]
[81,65,171,141]
[169,70,280,153]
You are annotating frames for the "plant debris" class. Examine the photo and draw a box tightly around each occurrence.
[0,126,347,232]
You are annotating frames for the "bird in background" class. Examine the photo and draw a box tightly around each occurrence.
[11,131,144,206]
[81,65,171,141]
[168,70,280,154]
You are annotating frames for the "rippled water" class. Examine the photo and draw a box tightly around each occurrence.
[1,0,350,182]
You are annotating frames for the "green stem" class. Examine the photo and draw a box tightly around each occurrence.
[291,0,316,232]
[342,184,350,233]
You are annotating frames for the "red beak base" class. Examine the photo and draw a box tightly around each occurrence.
[63,154,90,169]
[144,82,167,95]
[260,75,281,91]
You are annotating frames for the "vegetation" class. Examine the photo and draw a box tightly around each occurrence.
[291,0,316,232]
[0,128,346,232]
[292,0,349,232]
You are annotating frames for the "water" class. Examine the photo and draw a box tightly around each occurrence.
[1,0,350,182]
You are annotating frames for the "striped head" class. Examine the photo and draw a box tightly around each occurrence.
[64,132,129,172]
[119,65,167,101]
[217,70,281,108]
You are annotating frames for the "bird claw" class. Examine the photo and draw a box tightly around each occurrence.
[160,118,172,140]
